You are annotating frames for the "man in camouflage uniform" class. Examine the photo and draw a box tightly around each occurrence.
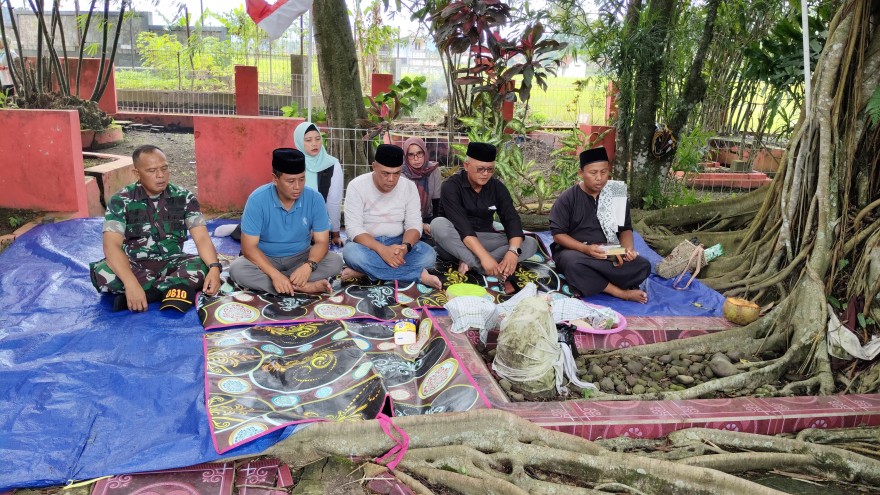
[90,144,222,312]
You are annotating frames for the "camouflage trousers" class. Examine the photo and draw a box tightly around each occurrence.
[89,255,207,294]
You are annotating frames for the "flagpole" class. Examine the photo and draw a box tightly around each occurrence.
[307,8,313,123]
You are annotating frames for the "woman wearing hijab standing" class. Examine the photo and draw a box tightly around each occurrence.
[401,136,442,237]
[294,121,344,246]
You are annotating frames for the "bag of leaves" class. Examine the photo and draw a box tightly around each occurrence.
[493,296,597,395]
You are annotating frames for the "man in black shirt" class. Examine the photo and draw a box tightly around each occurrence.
[430,142,539,285]
[549,147,650,303]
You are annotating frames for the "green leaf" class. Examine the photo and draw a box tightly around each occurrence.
[858,313,867,329]
[838,258,850,270]
[828,296,842,311]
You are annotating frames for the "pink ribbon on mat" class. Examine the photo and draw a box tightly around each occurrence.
[374,412,410,470]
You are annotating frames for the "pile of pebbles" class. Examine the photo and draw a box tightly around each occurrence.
[484,347,785,401]
[574,349,780,396]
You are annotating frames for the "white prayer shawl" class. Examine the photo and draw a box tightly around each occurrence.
[596,180,628,244]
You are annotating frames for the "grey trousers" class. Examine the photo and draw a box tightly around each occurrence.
[429,217,539,274]
[229,249,343,294]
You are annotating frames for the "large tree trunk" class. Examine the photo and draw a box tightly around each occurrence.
[628,0,676,207]
[312,0,370,173]
[611,0,642,178]
[625,0,880,401]
[667,0,721,135]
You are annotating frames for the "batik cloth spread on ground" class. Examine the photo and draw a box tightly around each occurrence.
[197,236,572,330]
[205,314,489,453]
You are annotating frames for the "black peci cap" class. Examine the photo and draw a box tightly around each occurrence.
[375,144,404,167]
[466,142,497,162]
[579,147,610,168]
[272,148,306,175]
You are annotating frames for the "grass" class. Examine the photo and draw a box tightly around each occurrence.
[522,76,609,125]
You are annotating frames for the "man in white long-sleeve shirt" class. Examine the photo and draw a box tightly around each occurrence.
[342,144,441,289]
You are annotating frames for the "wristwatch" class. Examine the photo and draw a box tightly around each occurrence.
[305,260,318,271]
[508,247,522,256]
[208,262,223,271]
[403,242,413,253]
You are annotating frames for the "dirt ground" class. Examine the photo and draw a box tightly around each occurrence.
[101,129,199,194]
[0,208,41,237]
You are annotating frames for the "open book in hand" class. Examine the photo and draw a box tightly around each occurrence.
[590,243,626,266]
[599,243,627,256]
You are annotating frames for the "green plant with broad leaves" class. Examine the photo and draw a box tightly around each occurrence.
[672,126,713,174]
[363,75,429,121]
[550,126,611,194]
[280,102,327,122]
[423,0,567,125]
[450,97,561,213]
[360,76,429,140]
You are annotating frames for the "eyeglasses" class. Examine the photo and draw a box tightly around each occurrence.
[407,151,425,158]
[473,166,495,175]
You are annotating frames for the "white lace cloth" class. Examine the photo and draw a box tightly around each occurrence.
[596,180,628,244]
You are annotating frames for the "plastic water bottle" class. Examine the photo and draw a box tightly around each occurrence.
[704,243,724,262]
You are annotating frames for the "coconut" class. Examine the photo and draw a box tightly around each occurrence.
[723,297,760,325]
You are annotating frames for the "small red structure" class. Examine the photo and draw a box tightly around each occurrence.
[0,109,89,217]
[674,170,772,189]
[579,124,616,164]
[370,73,393,98]
[235,66,260,116]
[194,115,305,211]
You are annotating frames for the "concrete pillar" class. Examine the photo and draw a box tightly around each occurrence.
[0,109,88,217]
[371,73,393,97]
[289,54,305,110]
[579,124,617,164]
[235,65,259,116]
[605,80,618,124]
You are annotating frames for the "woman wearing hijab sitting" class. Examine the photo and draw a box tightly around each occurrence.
[401,136,442,237]
[294,121,345,246]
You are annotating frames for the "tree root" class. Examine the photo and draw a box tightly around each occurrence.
[795,427,880,444]
[593,281,827,401]
[253,409,791,495]
[679,452,815,473]
[363,463,434,495]
[593,482,649,495]
[404,462,529,495]
[642,230,748,257]
[605,316,775,359]
[668,428,880,484]
[634,186,767,230]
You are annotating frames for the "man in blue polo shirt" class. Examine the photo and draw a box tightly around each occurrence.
[229,148,343,294]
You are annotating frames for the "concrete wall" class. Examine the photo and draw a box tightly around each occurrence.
[194,115,305,212]
[65,58,118,114]
[10,10,226,68]
[0,109,88,217]
[116,89,290,113]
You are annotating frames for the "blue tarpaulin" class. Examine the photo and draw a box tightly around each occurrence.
[534,231,725,317]
[0,220,297,489]
[0,220,725,489]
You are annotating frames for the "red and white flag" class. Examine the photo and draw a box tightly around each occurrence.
[246,0,313,40]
